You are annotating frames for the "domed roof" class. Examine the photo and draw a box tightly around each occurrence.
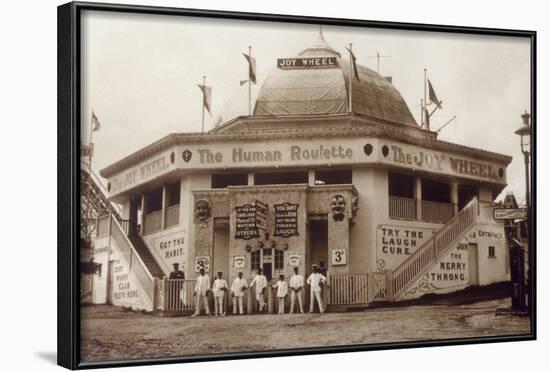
[215,31,418,128]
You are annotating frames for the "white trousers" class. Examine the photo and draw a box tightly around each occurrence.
[278,297,285,314]
[214,295,225,315]
[256,291,265,311]
[194,294,210,315]
[290,289,304,313]
[233,295,245,314]
[309,290,324,313]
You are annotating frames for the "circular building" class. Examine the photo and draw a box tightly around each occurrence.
[92,33,512,313]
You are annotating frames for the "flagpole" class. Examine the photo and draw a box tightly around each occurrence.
[248,46,252,116]
[201,75,206,133]
[423,68,428,130]
[348,43,353,113]
[420,99,424,129]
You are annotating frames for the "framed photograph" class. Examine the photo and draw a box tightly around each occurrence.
[58,1,536,369]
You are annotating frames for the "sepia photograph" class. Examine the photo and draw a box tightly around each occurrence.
[66,2,534,367]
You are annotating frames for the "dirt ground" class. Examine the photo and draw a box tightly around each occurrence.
[80,298,530,363]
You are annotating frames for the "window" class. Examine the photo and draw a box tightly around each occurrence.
[315,169,352,185]
[422,178,451,203]
[388,172,415,199]
[255,171,308,185]
[212,173,248,188]
[488,246,496,258]
[458,183,478,210]
[274,250,284,270]
[251,250,261,271]
[166,181,181,207]
[144,188,162,214]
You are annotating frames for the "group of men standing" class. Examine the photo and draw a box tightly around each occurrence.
[187,263,328,317]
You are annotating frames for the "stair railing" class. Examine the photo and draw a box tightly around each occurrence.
[390,197,479,299]
[109,213,156,306]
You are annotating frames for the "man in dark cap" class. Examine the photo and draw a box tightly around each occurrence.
[169,263,185,280]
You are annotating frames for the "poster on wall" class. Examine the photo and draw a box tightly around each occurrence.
[288,254,300,267]
[274,202,299,237]
[235,204,260,240]
[233,255,246,269]
[376,225,434,271]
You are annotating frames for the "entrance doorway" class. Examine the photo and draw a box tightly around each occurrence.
[308,220,328,273]
[468,243,479,286]
[251,248,285,282]
[212,223,230,280]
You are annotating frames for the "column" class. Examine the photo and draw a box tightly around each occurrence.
[308,170,316,186]
[140,193,146,235]
[327,199,350,276]
[161,184,167,230]
[247,173,254,186]
[451,180,459,215]
[415,176,422,221]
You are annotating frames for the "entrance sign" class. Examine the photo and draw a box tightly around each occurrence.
[277,56,338,69]
[493,207,527,220]
[331,249,347,266]
[274,202,299,237]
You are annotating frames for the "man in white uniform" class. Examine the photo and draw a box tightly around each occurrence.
[231,272,248,315]
[289,266,305,314]
[192,267,211,317]
[307,264,327,313]
[250,268,268,312]
[272,274,289,314]
[212,271,228,316]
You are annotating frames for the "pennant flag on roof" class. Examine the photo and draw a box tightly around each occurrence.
[345,46,360,81]
[243,53,257,84]
[428,79,442,108]
[197,84,212,115]
[91,110,101,132]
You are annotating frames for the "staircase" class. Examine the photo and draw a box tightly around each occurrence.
[128,233,165,279]
[81,168,122,239]
[390,197,479,300]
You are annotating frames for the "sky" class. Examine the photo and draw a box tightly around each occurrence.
[81,10,532,203]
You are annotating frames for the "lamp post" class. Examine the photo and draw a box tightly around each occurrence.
[515,111,531,207]
[513,110,531,313]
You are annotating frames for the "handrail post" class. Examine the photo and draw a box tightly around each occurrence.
[385,271,394,301]
[152,277,158,311]
[267,285,273,314]
[247,287,253,314]
[160,277,166,311]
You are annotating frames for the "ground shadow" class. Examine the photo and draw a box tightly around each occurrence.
[35,351,57,365]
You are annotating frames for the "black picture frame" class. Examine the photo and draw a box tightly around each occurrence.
[58,1,537,369]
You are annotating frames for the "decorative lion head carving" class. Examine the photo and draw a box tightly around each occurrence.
[331,194,346,221]
[195,199,211,222]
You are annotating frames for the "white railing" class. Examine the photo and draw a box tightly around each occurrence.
[329,273,369,305]
[160,279,196,312]
[421,200,454,224]
[165,204,180,228]
[143,210,162,235]
[391,197,478,299]
[389,196,416,221]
